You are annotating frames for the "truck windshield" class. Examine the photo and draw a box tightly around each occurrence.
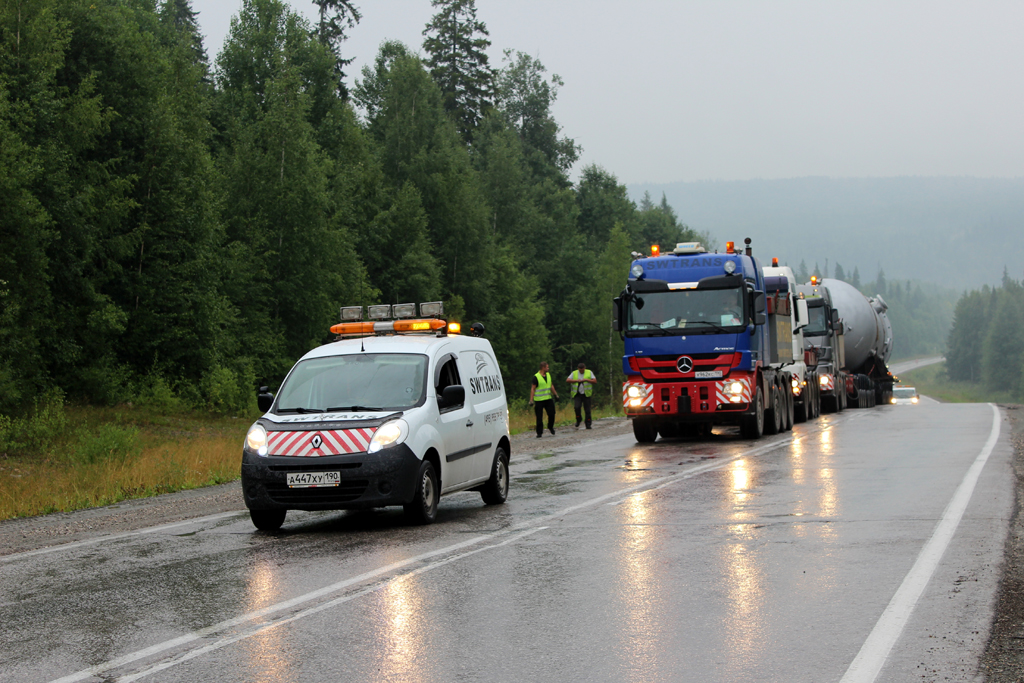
[627,288,745,335]
[276,353,428,413]
[804,303,829,336]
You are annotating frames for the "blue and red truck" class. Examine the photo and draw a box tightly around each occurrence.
[613,239,809,442]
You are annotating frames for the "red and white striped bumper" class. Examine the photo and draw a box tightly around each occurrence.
[267,428,376,457]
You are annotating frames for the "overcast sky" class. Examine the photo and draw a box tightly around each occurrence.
[189,0,1023,185]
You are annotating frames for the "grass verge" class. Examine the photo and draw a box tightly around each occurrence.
[899,362,1017,403]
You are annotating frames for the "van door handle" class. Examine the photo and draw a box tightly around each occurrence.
[465,420,474,427]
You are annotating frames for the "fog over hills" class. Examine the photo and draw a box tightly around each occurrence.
[627,177,1024,292]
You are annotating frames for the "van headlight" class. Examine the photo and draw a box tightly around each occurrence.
[245,423,269,457]
[369,420,409,453]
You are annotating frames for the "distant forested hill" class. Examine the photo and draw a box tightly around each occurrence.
[627,177,1024,292]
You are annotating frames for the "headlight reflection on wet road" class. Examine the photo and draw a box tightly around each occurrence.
[373,576,428,680]
[615,491,665,681]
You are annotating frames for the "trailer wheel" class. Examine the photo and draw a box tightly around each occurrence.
[633,418,658,443]
[740,387,764,439]
[765,385,782,435]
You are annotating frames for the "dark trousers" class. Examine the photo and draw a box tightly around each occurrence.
[534,399,555,435]
[573,393,592,427]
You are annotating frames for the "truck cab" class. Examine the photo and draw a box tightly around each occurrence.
[797,279,847,412]
[613,240,793,442]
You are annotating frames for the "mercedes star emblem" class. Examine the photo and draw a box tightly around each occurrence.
[677,356,694,373]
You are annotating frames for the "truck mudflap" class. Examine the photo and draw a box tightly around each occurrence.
[623,377,753,416]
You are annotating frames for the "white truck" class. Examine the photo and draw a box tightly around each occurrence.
[763,264,819,424]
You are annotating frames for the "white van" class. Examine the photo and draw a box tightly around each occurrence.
[241,326,510,530]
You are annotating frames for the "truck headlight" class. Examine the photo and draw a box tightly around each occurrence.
[369,419,409,453]
[627,385,647,399]
[819,375,830,386]
[245,423,269,457]
[791,376,802,395]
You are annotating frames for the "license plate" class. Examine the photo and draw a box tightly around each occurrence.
[695,370,723,378]
[286,471,341,488]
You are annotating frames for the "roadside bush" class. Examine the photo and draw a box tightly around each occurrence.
[0,389,69,456]
[133,375,184,411]
[201,364,257,415]
[70,424,142,464]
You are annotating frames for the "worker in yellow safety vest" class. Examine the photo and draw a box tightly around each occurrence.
[567,362,597,430]
[528,361,558,437]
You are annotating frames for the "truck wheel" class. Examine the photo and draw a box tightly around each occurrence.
[794,397,808,423]
[405,460,439,524]
[633,418,658,443]
[250,509,285,531]
[765,386,782,435]
[480,447,509,505]
[785,390,794,431]
[740,387,764,439]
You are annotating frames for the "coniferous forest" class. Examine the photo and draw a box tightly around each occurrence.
[0,0,704,417]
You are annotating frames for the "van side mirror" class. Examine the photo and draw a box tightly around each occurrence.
[257,386,274,412]
[440,385,465,408]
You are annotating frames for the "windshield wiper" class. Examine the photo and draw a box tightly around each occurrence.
[629,323,676,336]
[324,405,384,412]
[685,321,732,333]
[276,407,324,414]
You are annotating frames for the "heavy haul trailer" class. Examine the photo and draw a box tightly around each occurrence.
[819,278,895,408]
[796,279,848,413]
[613,239,808,442]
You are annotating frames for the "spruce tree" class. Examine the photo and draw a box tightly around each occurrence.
[422,0,494,143]
[311,0,361,98]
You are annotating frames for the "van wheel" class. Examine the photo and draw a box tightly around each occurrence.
[250,509,286,531]
[481,447,509,505]
[405,460,439,524]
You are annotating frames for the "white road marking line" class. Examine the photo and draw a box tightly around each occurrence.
[839,403,1001,683]
[0,512,243,564]
[50,433,799,683]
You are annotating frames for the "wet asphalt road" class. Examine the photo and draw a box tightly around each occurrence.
[1,387,1014,681]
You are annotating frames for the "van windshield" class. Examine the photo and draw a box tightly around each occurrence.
[276,353,428,413]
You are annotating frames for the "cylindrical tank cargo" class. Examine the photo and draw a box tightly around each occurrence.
[821,278,893,372]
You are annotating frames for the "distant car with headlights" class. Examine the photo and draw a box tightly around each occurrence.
[241,304,510,531]
[891,386,919,405]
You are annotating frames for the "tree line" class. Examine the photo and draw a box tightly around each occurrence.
[946,270,1024,398]
[0,0,703,416]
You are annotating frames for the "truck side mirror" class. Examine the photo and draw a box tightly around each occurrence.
[831,309,841,326]
[753,291,766,313]
[795,299,809,331]
[612,297,621,332]
[836,319,844,336]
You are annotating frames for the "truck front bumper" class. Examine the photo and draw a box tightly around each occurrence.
[623,377,754,420]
